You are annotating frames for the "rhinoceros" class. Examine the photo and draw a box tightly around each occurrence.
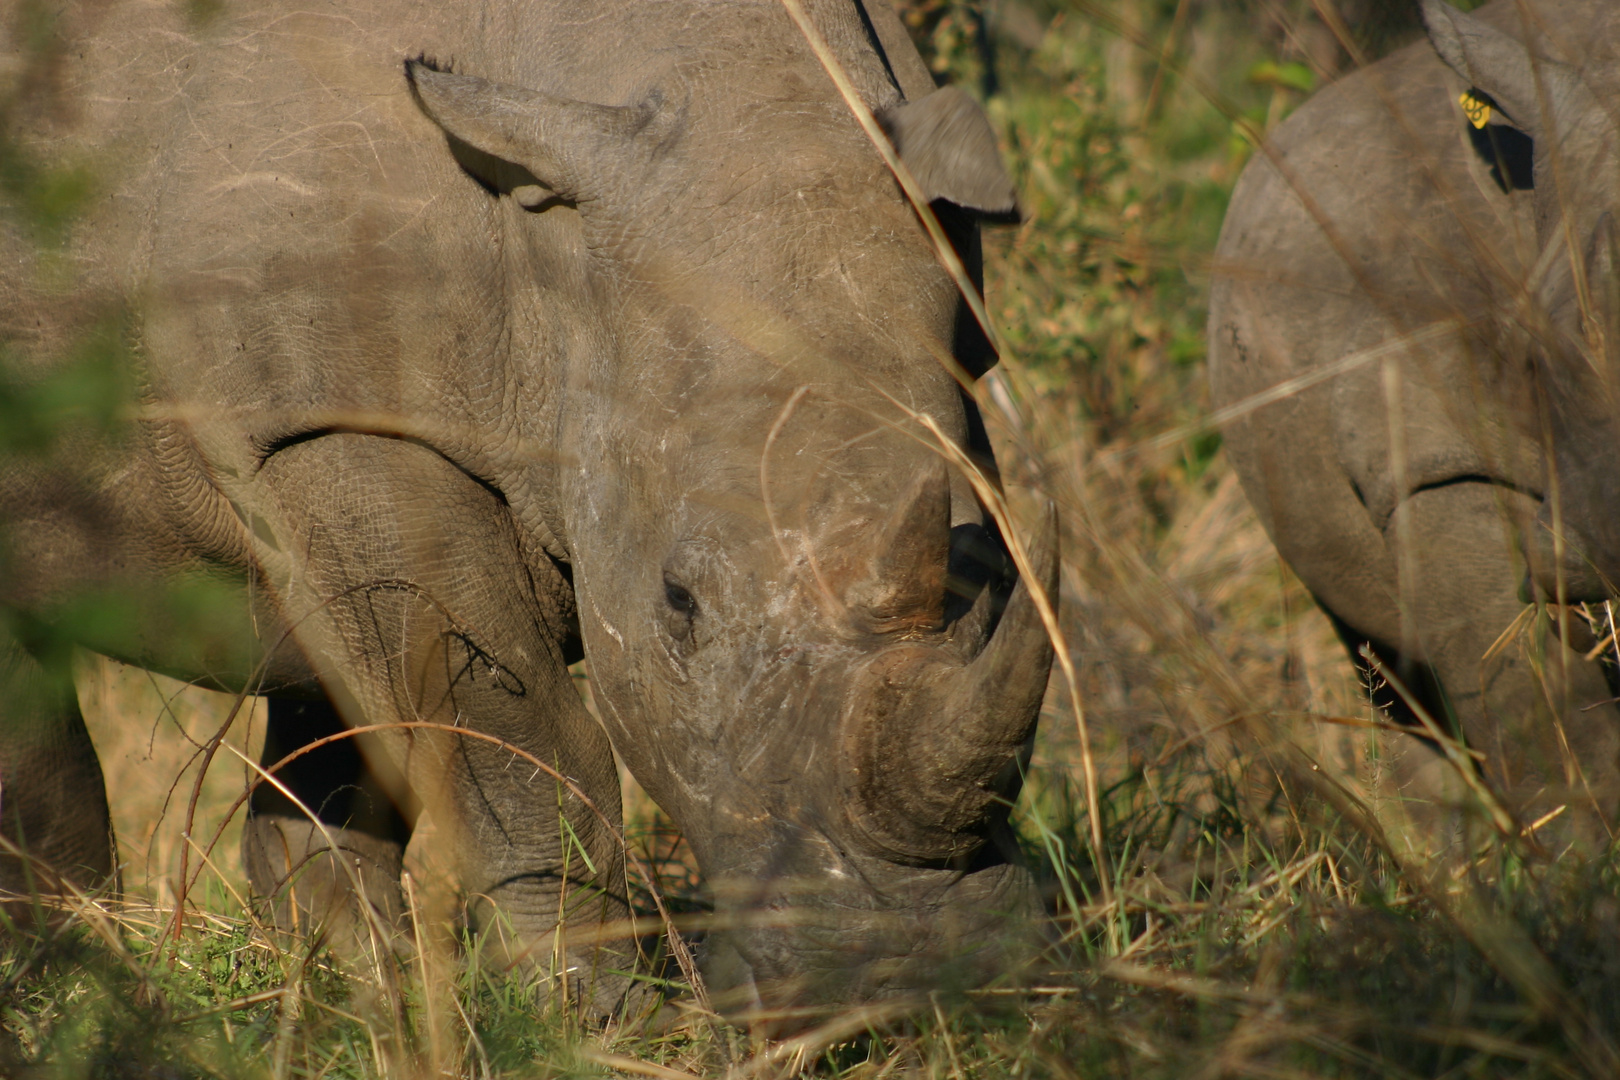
[1209,0,1620,840]
[0,0,1054,1015]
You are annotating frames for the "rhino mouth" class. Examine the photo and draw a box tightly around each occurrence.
[695,852,1038,1029]
[1524,503,1619,604]
[642,502,1059,1027]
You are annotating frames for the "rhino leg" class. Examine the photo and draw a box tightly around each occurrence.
[1359,482,1620,847]
[0,629,116,911]
[249,434,634,1015]
[243,697,412,949]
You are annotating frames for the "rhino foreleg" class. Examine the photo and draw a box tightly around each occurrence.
[247,434,634,1015]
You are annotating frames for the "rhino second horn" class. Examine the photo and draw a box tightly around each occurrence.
[841,500,1057,863]
[847,459,951,627]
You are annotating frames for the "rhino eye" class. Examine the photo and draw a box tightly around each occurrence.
[663,576,698,618]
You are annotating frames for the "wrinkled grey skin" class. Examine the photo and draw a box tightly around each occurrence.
[1210,0,1620,841]
[0,0,1054,1017]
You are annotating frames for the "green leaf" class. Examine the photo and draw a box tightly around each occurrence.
[1245,60,1317,94]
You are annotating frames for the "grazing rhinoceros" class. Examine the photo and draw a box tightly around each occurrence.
[0,0,1053,1016]
[1210,0,1620,841]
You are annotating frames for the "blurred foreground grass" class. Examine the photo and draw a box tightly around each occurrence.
[7,0,1619,1076]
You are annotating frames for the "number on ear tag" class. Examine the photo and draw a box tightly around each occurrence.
[1460,90,1493,129]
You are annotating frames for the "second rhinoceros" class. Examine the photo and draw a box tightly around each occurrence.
[0,0,1053,1016]
[1210,0,1620,840]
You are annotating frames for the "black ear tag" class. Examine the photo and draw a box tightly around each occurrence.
[1461,88,1533,194]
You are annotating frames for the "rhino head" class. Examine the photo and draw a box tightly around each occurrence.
[403,10,1050,1016]
[1424,0,1620,601]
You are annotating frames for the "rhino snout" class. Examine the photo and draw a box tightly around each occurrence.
[1525,502,1620,603]
[697,852,1038,1028]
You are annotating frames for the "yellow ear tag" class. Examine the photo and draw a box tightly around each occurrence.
[1460,90,1492,129]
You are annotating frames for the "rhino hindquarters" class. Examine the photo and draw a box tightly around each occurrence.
[0,627,117,913]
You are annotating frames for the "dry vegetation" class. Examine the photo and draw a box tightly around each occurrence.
[7,0,1620,1077]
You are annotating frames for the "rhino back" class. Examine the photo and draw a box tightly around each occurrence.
[4,0,919,550]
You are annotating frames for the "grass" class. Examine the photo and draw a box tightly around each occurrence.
[5,0,1620,1076]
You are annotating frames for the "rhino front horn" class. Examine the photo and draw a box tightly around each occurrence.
[841,500,1058,863]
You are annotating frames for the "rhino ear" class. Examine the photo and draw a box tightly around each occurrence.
[879,86,1018,217]
[406,59,660,205]
[1421,0,1579,133]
